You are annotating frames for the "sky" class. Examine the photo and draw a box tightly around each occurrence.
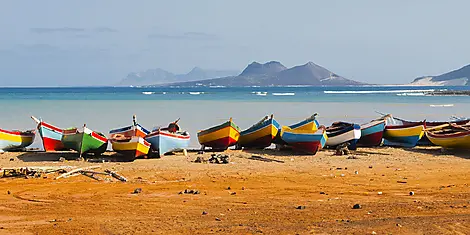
[0,0,469,86]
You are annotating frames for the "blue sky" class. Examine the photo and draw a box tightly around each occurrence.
[0,0,469,86]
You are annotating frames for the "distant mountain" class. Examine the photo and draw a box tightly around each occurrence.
[165,61,363,87]
[119,67,239,86]
[411,64,470,86]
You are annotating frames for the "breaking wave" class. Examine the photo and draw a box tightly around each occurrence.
[324,89,435,94]
[272,93,295,96]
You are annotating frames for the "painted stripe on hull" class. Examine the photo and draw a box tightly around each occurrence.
[357,131,383,147]
[39,125,65,151]
[239,120,279,148]
[145,131,190,155]
[426,132,470,149]
[42,137,66,152]
[112,141,150,158]
[290,142,323,155]
[0,130,35,151]
[383,135,422,148]
[239,134,275,149]
[201,136,238,149]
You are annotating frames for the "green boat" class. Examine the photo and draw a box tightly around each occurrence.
[61,125,108,156]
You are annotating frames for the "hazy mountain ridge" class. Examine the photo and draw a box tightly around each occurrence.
[119,67,239,86]
[411,64,470,86]
[163,61,363,87]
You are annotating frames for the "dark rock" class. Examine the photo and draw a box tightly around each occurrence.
[7,191,10,195]
[369,166,373,168]
[215,217,221,221]
[193,190,200,195]
[202,211,208,215]
[352,204,362,209]
[409,191,415,196]
[296,206,306,210]
[9,158,14,161]
[241,187,245,190]
[227,186,231,190]
[230,192,237,195]
[197,151,204,155]
[58,157,66,162]
[320,191,326,195]
[347,156,358,159]
[132,188,142,194]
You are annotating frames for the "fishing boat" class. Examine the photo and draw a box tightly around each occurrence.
[274,114,320,145]
[0,128,35,152]
[197,118,240,150]
[109,116,151,159]
[62,124,108,157]
[325,122,361,150]
[425,122,470,149]
[382,115,425,148]
[31,116,66,151]
[357,119,385,147]
[238,115,280,149]
[280,126,327,154]
[145,119,190,156]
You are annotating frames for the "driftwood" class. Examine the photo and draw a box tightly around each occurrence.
[105,169,127,182]
[2,166,73,178]
[55,166,101,180]
[81,172,101,181]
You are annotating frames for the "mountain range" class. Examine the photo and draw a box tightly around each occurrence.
[148,61,362,87]
[411,64,470,86]
[119,67,239,86]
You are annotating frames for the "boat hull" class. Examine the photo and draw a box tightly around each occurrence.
[239,118,280,149]
[281,128,327,155]
[326,124,361,150]
[0,129,35,151]
[426,130,470,149]
[111,137,150,159]
[198,120,240,149]
[37,121,66,151]
[145,131,190,156]
[274,116,320,145]
[383,123,424,148]
[62,127,108,156]
[357,120,385,147]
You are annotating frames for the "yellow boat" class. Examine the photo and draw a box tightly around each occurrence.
[110,136,151,159]
[198,118,240,150]
[274,114,320,145]
[383,115,425,148]
[426,122,470,149]
[238,115,280,149]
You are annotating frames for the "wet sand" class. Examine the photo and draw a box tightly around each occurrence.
[0,147,469,234]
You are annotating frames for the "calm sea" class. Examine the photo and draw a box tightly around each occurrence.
[1,86,469,149]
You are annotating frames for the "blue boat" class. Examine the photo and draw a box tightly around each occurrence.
[145,120,190,156]
[280,127,328,155]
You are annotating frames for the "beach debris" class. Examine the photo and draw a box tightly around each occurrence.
[202,211,208,215]
[296,205,306,210]
[194,156,207,163]
[132,188,142,194]
[347,155,358,159]
[409,191,415,196]
[242,186,245,190]
[2,166,73,178]
[355,171,359,174]
[320,191,326,194]
[397,181,407,184]
[58,157,66,162]
[377,192,383,195]
[230,192,237,195]
[55,166,101,180]
[396,223,403,227]
[215,218,221,221]
[372,231,377,235]
[335,143,350,155]
[104,169,127,182]
[227,186,231,190]
[7,190,11,195]
[352,204,362,209]
[9,158,14,161]
[208,154,230,164]
[368,166,373,169]
[180,189,200,195]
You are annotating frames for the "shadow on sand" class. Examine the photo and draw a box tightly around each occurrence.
[406,147,470,160]
[16,151,136,162]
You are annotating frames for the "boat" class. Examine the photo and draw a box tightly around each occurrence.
[274,114,320,145]
[280,126,327,154]
[197,118,240,150]
[145,119,190,156]
[31,116,66,151]
[325,122,361,150]
[425,122,470,149]
[238,115,280,149]
[109,116,151,159]
[0,128,35,152]
[62,124,108,157]
[357,119,385,147]
[382,115,425,148]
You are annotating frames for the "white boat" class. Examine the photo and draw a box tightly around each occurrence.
[325,122,361,150]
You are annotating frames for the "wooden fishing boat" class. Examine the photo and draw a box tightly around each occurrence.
[280,126,327,154]
[382,115,425,148]
[145,119,190,156]
[31,116,66,151]
[274,114,320,145]
[198,118,240,150]
[0,128,35,152]
[357,119,385,147]
[325,122,361,150]
[62,125,108,156]
[238,115,280,149]
[109,116,151,159]
[425,122,470,149]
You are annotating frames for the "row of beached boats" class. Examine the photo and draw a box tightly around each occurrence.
[1,114,470,159]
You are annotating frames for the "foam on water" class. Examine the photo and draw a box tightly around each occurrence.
[324,89,435,94]
[272,93,295,96]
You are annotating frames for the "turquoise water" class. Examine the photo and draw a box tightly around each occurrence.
[1,86,469,149]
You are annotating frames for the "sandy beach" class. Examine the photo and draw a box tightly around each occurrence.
[0,147,469,234]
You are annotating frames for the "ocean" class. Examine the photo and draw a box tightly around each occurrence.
[2,86,469,149]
